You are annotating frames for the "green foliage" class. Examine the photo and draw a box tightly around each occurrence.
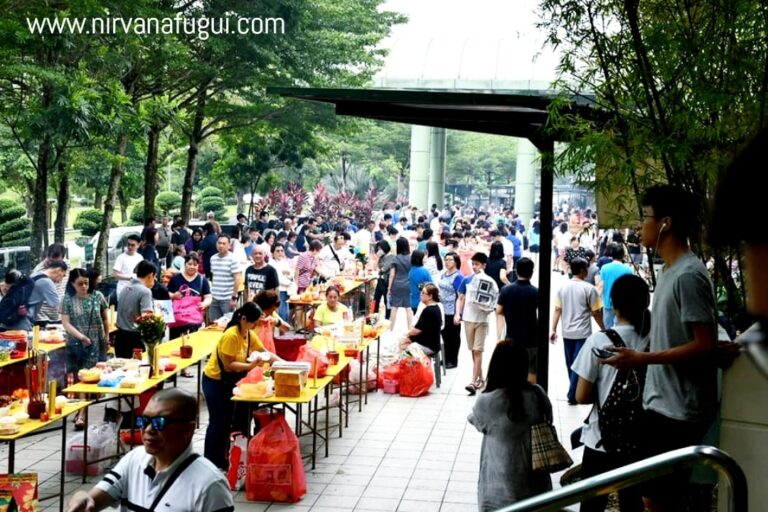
[130,204,145,225]
[73,208,103,236]
[155,191,182,215]
[197,196,226,219]
[199,187,224,200]
[0,197,31,247]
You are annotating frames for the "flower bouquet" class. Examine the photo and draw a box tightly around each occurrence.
[135,312,166,377]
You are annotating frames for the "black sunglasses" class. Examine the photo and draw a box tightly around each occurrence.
[135,415,191,431]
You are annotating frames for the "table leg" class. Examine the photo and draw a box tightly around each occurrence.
[338,377,344,438]
[344,369,350,428]
[311,394,318,470]
[324,386,329,457]
[196,360,202,428]
[358,353,363,412]
[60,415,67,512]
[82,407,90,483]
[364,345,370,405]
[295,403,301,435]
[8,439,14,473]
[376,336,381,393]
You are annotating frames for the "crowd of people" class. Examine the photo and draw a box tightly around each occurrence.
[0,183,743,511]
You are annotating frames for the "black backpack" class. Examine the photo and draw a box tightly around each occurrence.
[0,274,45,326]
[595,329,646,455]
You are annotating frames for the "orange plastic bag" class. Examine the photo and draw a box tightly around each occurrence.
[296,345,328,377]
[257,319,276,353]
[398,349,434,397]
[246,415,307,503]
[237,367,264,387]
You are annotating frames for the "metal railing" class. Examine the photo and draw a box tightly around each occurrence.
[496,445,748,512]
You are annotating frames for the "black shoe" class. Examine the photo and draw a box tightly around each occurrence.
[465,382,477,395]
[446,363,457,369]
[567,399,578,406]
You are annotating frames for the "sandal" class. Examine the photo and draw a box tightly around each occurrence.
[465,382,477,396]
[180,370,194,378]
[74,415,85,431]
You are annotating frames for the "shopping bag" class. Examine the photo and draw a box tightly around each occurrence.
[168,285,203,328]
[377,362,400,393]
[398,346,434,397]
[296,345,328,377]
[226,432,248,491]
[257,318,277,353]
[0,473,38,512]
[246,415,307,503]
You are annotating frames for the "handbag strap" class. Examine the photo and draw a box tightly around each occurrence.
[217,330,251,379]
[148,453,199,511]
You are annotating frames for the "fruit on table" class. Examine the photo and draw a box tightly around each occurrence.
[78,369,102,382]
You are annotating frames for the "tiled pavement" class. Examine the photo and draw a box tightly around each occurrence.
[1,272,588,511]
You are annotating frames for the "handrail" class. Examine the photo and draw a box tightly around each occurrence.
[496,445,748,512]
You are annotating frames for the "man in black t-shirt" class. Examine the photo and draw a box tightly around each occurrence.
[244,245,279,301]
[496,257,539,382]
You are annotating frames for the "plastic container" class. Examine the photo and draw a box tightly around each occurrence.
[273,335,307,361]
[382,379,399,394]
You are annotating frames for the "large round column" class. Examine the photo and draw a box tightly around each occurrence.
[515,138,538,228]
[428,128,447,209]
[408,125,431,210]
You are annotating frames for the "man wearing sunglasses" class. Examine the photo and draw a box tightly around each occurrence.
[67,388,233,512]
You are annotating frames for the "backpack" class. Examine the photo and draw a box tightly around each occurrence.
[466,271,499,313]
[0,274,45,326]
[595,329,646,455]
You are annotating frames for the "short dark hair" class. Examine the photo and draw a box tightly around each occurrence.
[376,239,391,254]
[135,260,158,278]
[411,250,425,266]
[471,252,488,265]
[642,184,700,242]
[569,257,588,275]
[254,290,279,312]
[46,243,67,259]
[422,283,440,302]
[48,260,68,271]
[309,240,323,252]
[126,234,141,244]
[607,242,624,259]
[488,241,505,260]
[516,257,534,279]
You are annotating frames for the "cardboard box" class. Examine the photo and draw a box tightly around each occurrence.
[275,383,302,397]
[274,370,302,386]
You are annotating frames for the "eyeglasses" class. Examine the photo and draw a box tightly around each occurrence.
[135,415,191,431]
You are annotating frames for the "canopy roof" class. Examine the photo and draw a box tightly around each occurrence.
[267,87,602,149]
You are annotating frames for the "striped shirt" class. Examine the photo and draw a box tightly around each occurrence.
[95,445,234,512]
[209,252,240,300]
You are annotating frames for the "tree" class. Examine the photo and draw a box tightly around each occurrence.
[446,131,518,203]
[538,0,768,320]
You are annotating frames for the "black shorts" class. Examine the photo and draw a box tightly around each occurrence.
[640,409,711,504]
[529,244,540,253]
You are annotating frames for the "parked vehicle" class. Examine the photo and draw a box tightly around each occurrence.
[89,225,143,271]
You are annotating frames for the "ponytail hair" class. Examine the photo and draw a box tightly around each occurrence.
[611,274,651,337]
[226,301,262,330]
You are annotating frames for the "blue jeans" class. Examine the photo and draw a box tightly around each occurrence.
[202,374,249,470]
[563,337,586,402]
[603,308,617,329]
[279,291,290,323]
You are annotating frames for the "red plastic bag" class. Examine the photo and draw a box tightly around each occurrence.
[398,348,434,397]
[246,415,307,503]
[296,345,328,377]
[237,366,264,387]
[377,362,400,389]
[257,318,277,353]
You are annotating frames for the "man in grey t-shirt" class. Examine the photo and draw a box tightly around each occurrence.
[603,185,717,511]
[115,260,156,358]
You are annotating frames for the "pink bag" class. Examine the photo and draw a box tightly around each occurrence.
[168,285,204,328]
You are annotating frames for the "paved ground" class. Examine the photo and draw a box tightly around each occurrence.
[1,272,590,511]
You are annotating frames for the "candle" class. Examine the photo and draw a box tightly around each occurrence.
[312,356,318,387]
[33,325,40,350]
[48,380,56,416]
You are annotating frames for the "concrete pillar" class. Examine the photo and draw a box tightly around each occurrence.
[428,128,447,209]
[515,138,538,228]
[408,125,431,211]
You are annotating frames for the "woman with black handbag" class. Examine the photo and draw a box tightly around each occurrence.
[201,302,280,470]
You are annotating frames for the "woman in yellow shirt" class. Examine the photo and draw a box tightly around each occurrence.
[313,286,350,326]
[202,302,280,470]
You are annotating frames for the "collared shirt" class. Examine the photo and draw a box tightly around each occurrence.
[95,444,234,512]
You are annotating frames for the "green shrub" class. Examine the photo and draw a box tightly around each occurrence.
[129,204,145,225]
[75,236,91,248]
[0,217,28,236]
[156,191,182,214]
[199,186,223,199]
[0,198,14,212]
[73,208,103,236]
[198,196,225,212]
[0,205,26,223]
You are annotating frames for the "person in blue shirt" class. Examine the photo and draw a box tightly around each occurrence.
[596,243,633,328]
[408,250,433,311]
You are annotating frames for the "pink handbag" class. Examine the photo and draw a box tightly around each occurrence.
[168,285,204,327]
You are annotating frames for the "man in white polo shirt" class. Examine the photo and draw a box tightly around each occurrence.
[66,388,233,512]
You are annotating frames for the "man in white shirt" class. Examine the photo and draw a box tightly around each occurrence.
[317,234,354,278]
[112,234,144,298]
[67,388,233,512]
[354,220,374,255]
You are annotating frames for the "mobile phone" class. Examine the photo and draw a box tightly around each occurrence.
[592,347,613,359]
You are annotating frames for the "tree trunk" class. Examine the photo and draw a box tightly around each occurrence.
[181,84,208,223]
[236,191,244,214]
[94,68,139,272]
[54,159,69,244]
[94,192,103,210]
[31,135,52,263]
[117,190,129,224]
[143,124,161,220]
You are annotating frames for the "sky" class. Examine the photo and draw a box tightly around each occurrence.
[377,0,560,85]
